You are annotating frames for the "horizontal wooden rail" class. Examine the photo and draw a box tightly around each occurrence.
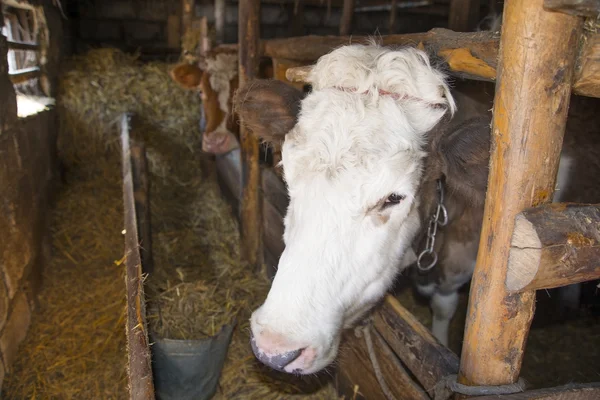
[7,40,40,51]
[471,382,600,399]
[373,294,459,397]
[270,28,600,98]
[506,203,600,293]
[9,66,41,84]
[544,0,600,17]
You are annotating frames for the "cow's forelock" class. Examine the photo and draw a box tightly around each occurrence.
[250,44,453,374]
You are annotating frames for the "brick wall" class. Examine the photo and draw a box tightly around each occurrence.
[0,2,64,392]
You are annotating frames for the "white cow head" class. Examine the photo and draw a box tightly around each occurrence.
[235,44,455,374]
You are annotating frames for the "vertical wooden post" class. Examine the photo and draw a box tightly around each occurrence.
[289,0,305,37]
[239,0,264,271]
[181,0,195,34]
[389,0,397,34]
[459,0,582,387]
[340,0,355,36]
[448,0,480,32]
[215,0,226,44]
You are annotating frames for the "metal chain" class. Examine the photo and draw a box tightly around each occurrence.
[417,180,448,272]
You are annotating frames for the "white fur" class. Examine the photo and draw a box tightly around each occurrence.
[204,53,238,114]
[431,291,459,347]
[250,44,455,374]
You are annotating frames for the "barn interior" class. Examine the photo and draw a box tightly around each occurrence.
[0,0,599,399]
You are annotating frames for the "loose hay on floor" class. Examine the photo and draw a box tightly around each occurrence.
[3,47,337,399]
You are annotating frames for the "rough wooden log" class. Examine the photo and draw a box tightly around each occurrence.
[181,0,195,34]
[7,40,39,51]
[373,295,459,396]
[8,66,40,84]
[120,114,155,400]
[389,0,397,34]
[215,0,226,44]
[448,0,480,32]
[336,327,430,400]
[544,0,600,17]
[574,31,600,98]
[340,0,355,35]
[270,29,600,98]
[506,203,600,292]
[130,140,154,275]
[458,0,582,388]
[470,382,600,400]
[239,0,264,272]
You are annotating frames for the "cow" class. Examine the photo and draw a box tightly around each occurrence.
[170,48,275,157]
[234,42,600,375]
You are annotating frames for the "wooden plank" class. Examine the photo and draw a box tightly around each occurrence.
[266,29,600,98]
[9,66,40,84]
[506,203,600,292]
[120,114,155,400]
[238,0,264,272]
[573,31,600,98]
[215,0,226,44]
[471,382,600,400]
[7,40,39,51]
[448,0,480,32]
[544,0,600,17]
[130,140,154,275]
[340,0,355,35]
[167,15,181,49]
[458,0,583,388]
[336,327,430,400]
[373,295,459,396]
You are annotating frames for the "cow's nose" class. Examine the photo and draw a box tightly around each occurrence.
[250,332,303,371]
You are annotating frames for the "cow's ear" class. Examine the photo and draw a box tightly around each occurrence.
[234,79,304,146]
[438,116,491,206]
[170,63,203,90]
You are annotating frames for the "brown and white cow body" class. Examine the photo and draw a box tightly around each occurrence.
[233,42,600,374]
[170,49,242,155]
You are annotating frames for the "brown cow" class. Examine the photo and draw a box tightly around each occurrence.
[170,49,274,155]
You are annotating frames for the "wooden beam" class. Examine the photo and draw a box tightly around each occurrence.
[239,0,264,272]
[8,66,40,84]
[275,28,600,98]
[470,382,600,400]
[389,0,398,34]
[506,203,600,293]
[448,0,480,32]
[130,139,154,275]
[181,0,196,34]
[373,295,459,397]
[544,0,600,17]
[336,327,430,400]
[215,0,226,44]
[7,40,39,52]
[573,30,600,98]
[120,114,155,400]
[459,0,582,388]
[340,0,355,35]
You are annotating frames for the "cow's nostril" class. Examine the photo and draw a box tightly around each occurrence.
[250,334,303,371]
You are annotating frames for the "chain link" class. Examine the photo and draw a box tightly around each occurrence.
[417,180,448,272]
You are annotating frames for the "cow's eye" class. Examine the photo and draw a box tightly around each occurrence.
[383,193,405,208]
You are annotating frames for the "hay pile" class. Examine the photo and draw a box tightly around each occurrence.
[1,160,128,398]
[3,47,337,399]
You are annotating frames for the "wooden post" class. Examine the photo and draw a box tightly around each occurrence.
[459,0,582,387]
[181,0,195,34]
[389,0,397,34]
[239,0,264,272]
[215,0,226,44]
[448,0,480,32]
[340,0,355,36]
[289,0,305,37]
